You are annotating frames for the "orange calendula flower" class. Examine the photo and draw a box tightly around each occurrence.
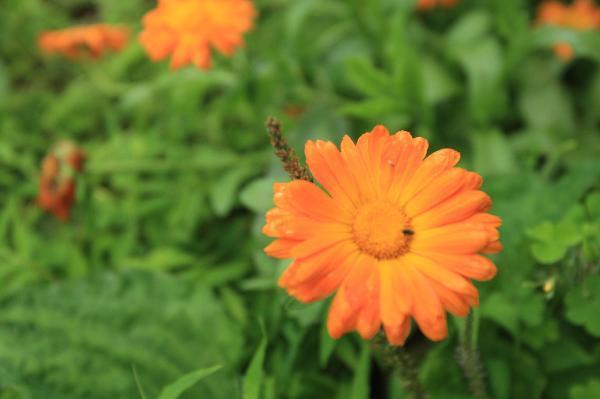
[38,24,129,59]
[417,0,459,11]
[38,142,86,221]
[139,0,257,70]
[263,126,501,345]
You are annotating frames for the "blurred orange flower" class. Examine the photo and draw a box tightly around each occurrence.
[554,42,575,61]
[38,142,86,221]
[139,0,257,70]
[263,126,501,345]
[537,0,600,30]
[38,24,129,59]
[417,0,458,11]
[537,0,600,60]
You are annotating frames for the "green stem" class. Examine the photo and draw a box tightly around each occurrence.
[456,313,490,399]
[373,333,429,399]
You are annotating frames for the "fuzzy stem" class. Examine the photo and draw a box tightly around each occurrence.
[373,333,429,399]
[265,117,313,182]
[455,313,490,399]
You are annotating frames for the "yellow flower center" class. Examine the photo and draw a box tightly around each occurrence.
[352,201,413,260]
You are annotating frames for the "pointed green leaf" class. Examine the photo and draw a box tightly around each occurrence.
[157,365,223,399]
[243,337,268,399]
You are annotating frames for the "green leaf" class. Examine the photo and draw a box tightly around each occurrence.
[210,167,257,217]
[340,98,403,119]
[243,337,268,399]
[157,365,223,399]
[480,293,518,334]
[565,276,600,337]
[124,246,196,271]
[422,56,460,105]
[240,177,276,214]
[531,242,568,265]
[570,379,600,399]
[487,358,510,399]
[541,340,594,374]
[471,130,517,176]
[319,321,337,368]
[132,366,149,399]
[344,58,392,98]
[350,343,370,399]
[586,192,600,220]
[447,11,492,49]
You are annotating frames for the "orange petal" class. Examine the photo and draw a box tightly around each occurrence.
[290,232,350,259]
[385,137,429,202]
[404,168,468,217]
[427,279,471,317]
[340,135,379,202]
[279,241,357,289]
[273,180,352,223]
[264,238,300,259]
[404,253,480,298]
[305,140,361,210]
[379,260,411,326]
[412,223,495,254]
[413,252,498,281]
[384,316,411,346]
[482,240,503,254]
[327,284,358,339]
[398,148,461,205]
[412,190,492,229]
[403,263,447,341]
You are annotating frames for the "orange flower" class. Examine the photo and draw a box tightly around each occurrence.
[537,0,600,60]
[417,0,459,11]
[553,42,575,61]
[537,0,600,30]
[38,142,86,221]
[139,0,257,70]
[263,126,501,345]
[38,24,129,59]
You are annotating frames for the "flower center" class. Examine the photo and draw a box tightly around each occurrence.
[352,201,412,260]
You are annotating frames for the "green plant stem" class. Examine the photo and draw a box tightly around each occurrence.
[456,313,490,399]
[372,333,429,399]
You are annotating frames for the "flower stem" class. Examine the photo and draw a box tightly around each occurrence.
[372,333,429,399]
[265,117,313,182]
[455,313,490,399]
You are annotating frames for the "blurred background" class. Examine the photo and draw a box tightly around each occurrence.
[0,0,599,398]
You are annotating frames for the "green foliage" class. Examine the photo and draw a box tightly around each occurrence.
[157,365,223,399]
[1,0,600,398]
[565,276,600,337]
[0,271,242,399]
